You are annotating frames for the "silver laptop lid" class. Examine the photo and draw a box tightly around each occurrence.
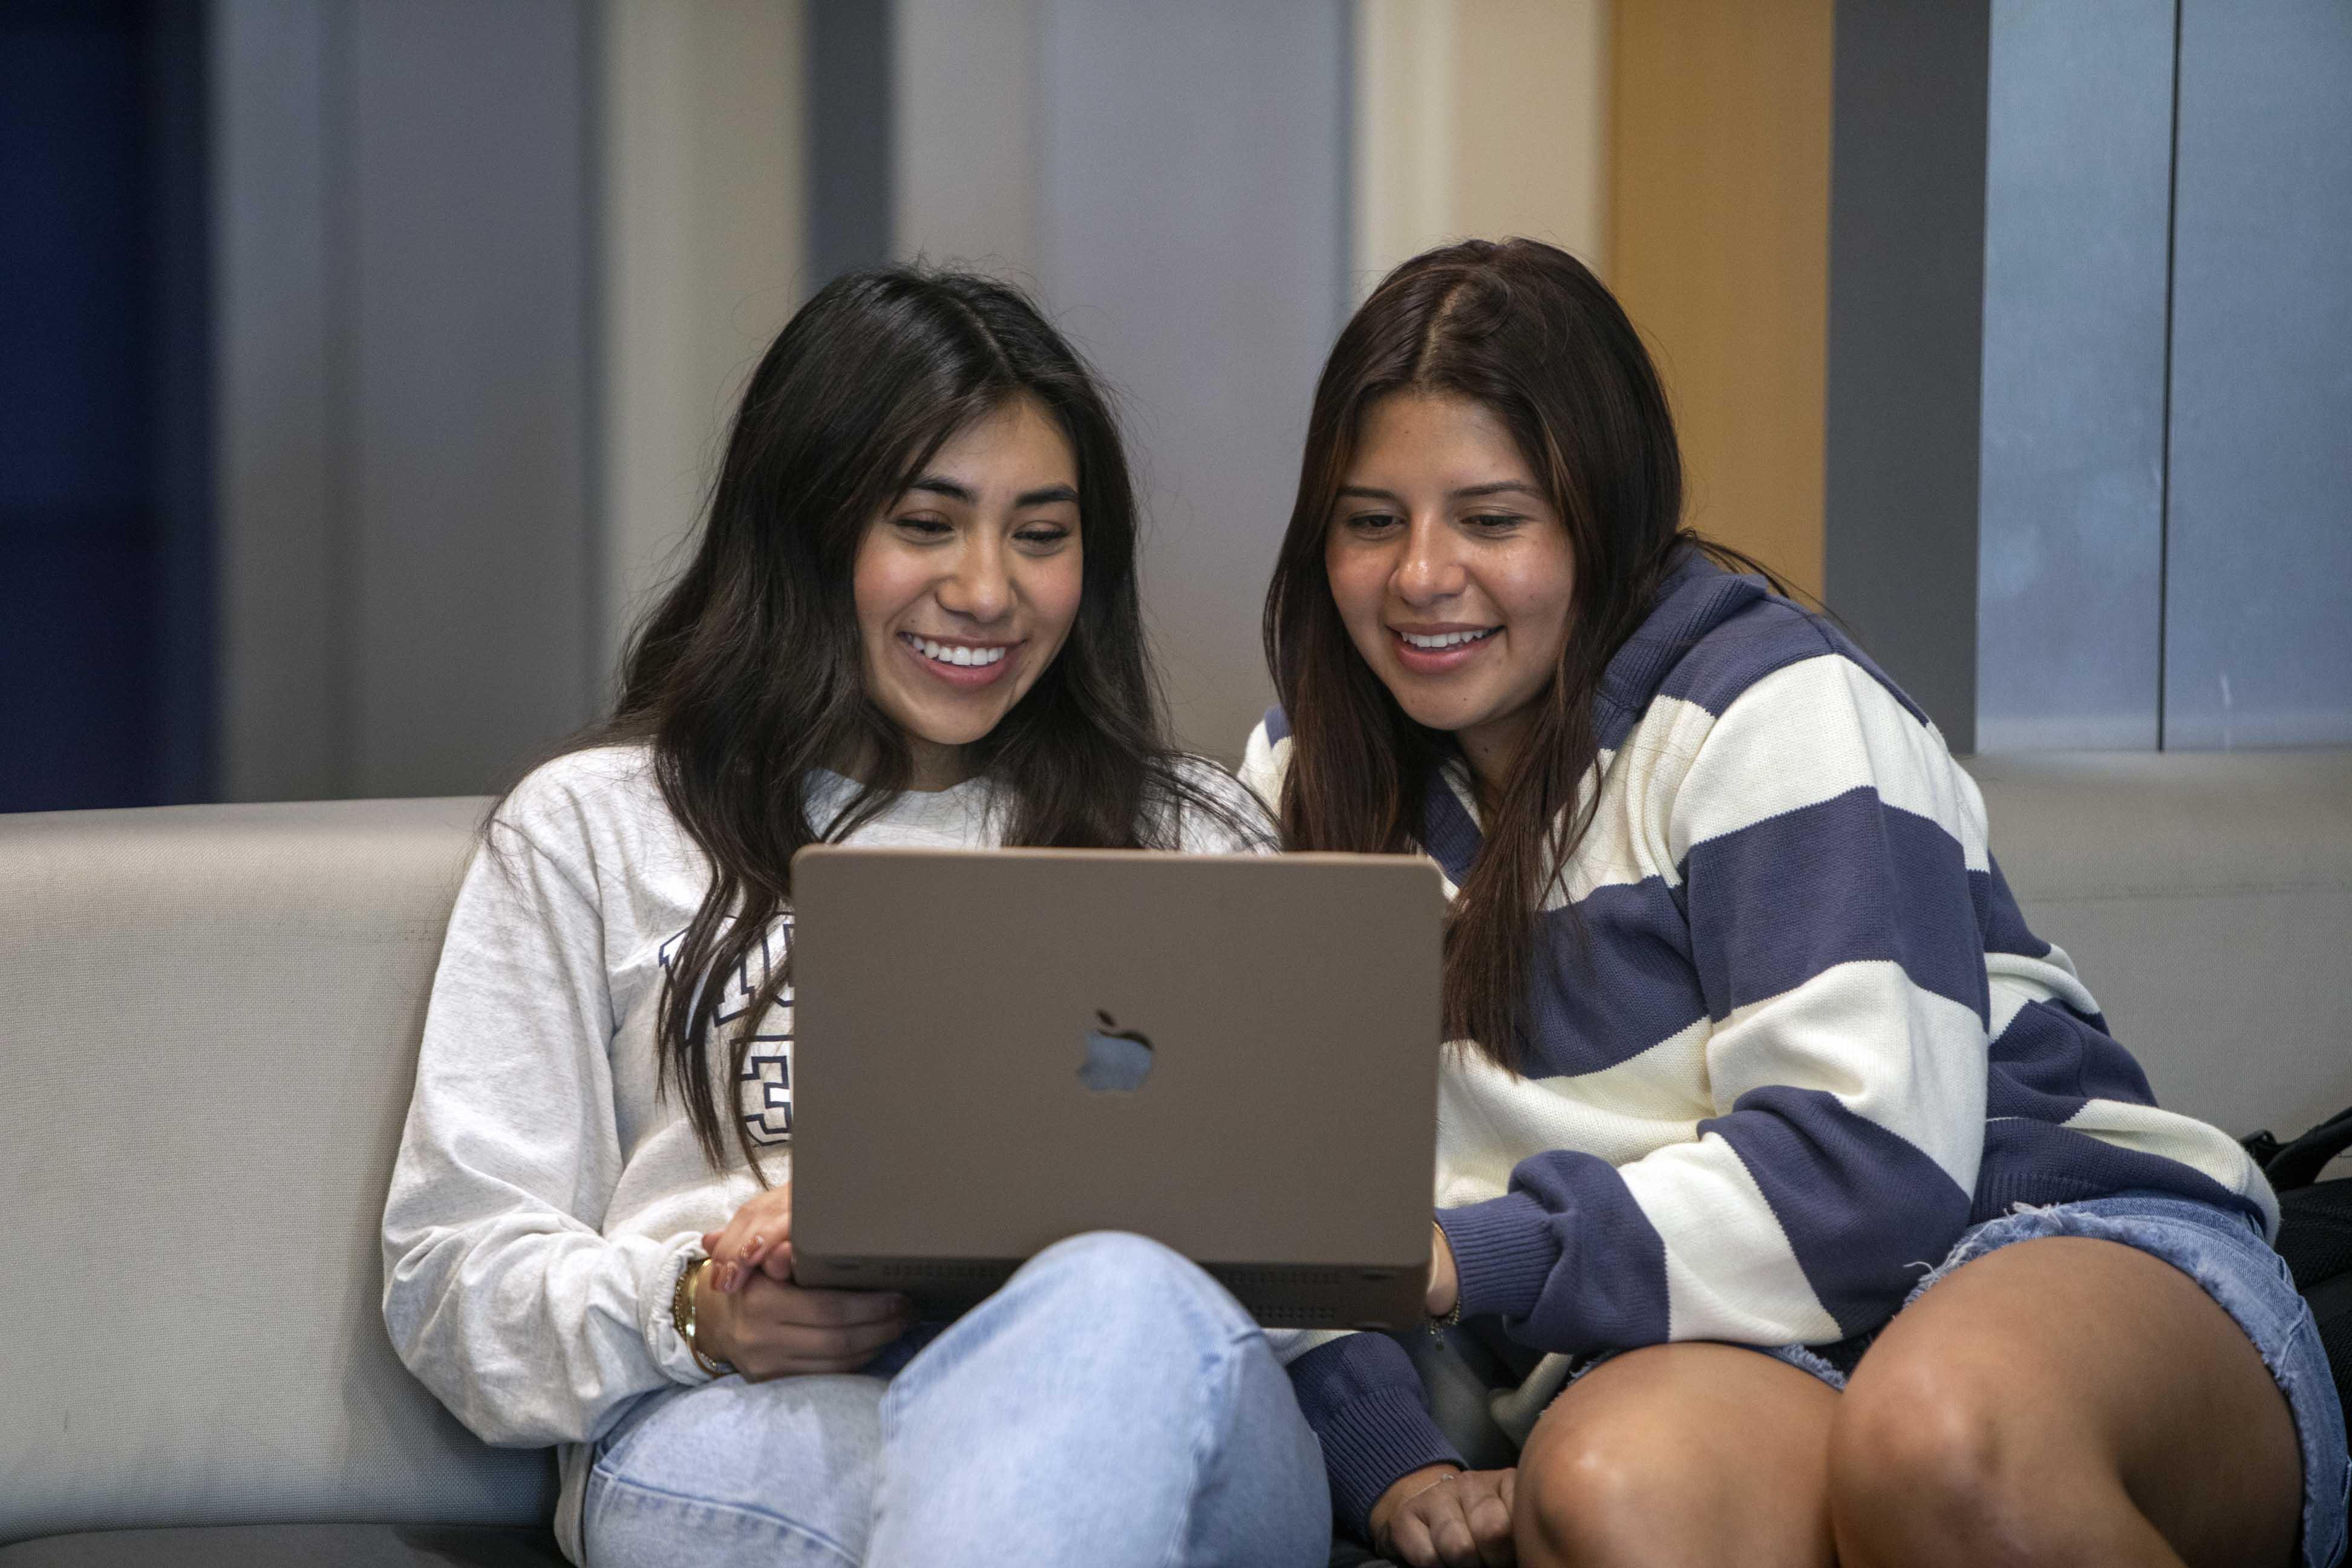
[788,846,1444,1329]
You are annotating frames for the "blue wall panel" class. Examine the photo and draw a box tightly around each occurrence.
[1976,0,2174,752]
[2163,0,2352,749]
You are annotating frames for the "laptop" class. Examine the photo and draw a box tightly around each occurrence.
[786,844,1445,1330]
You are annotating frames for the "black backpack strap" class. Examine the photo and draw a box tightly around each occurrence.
[2265,1104,2352,1191]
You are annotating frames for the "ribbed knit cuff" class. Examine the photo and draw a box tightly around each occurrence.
[1437,1191,1561,1322]
[1285,1334,1465,1540]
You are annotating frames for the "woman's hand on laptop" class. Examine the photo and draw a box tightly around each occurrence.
[701,1182,800,1292]
[693,1181,915,1379]
[1370,1465,1516,1567]
[691,1264,915,1380]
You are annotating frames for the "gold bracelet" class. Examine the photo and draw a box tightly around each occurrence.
[670,1256,733,1378]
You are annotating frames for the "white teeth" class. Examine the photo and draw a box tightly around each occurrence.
[909,635,1005,667]
[1400,628,1498,650]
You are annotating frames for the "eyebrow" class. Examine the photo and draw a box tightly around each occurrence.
[1334,481,1546,503]
[906,477,1080,508]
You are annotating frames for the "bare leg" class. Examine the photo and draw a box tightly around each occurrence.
[1829,1236,2302,1568]
[1514,1342,1840,1568]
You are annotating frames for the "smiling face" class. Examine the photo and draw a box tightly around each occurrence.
[1324,390,1577,797]
[853,395,1085,788]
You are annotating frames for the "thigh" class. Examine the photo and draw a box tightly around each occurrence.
[1514,1342,1839,1568]
[584,1374,888,1568]
[1843,1235,2302,1568]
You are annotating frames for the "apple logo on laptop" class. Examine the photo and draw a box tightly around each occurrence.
[1079,1010,1154,1092]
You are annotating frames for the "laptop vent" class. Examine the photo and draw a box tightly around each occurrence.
[1207,1264,1367,1289]
[843,1260,1009,1282]
[1251,1303,1341,1327]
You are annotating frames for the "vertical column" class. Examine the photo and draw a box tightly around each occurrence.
[212,0,341,802]
[343,0,596,798]
[1823,0,1991,751]
[598,0,808,676]
[1975,0,2174,752]
[1353,0,1610,294]
[808,0,893,285]
[1032,0,1352,758]
[893,0,1036,276]
[1612,0,1833,598]
[2162,0,2352,750]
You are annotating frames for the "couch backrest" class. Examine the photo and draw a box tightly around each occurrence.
[0,797,550,1547]
[1968,750,2352,1144]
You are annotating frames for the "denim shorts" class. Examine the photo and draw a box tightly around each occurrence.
[1744,1192,2350,1568]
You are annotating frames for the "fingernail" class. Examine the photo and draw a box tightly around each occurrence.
[719,1263,740,1292]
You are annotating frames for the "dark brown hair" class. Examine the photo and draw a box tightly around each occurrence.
[557,267,1246,1171]
[1263,237,1775,1071]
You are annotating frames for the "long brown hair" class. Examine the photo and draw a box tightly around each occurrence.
[1264,237,1775,1071]
[550,267,1247,1171]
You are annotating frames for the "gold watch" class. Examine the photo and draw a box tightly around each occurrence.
[670,1256,733,1377]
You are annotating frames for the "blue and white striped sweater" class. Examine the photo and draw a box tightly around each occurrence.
[1243,558,2275,1532]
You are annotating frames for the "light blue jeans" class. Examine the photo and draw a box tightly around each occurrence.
[581,1231,1331,1568]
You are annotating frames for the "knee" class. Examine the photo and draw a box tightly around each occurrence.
[1011,1231,1248,1341]
[1513,1415,1682,1566]
[1830,1357,2053,1568]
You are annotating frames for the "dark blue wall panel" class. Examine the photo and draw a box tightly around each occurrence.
[0,0,209,811]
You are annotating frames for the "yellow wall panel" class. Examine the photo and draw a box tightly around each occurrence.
[1610,0,1832,595]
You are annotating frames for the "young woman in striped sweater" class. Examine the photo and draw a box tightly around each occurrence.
[1245,238,2346,1568]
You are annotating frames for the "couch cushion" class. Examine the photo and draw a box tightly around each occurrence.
[0,1525,566,1568]
[1965,750,2352,1142]
[0,799,549,1546]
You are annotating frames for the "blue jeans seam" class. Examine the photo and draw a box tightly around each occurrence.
[1152,1327,1259,1568]
[586,1467,864,1565]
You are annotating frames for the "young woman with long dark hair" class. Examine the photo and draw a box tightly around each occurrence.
[381,267,1328,1568]
[1247,238,2346,1568]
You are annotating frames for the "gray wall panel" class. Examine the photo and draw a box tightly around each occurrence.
[214,0,340,802]
[345,0,596,796]
[809,0,894,284]
[1824,0,1992,753]
[1033,0,1350,759]
[1976,0,2173,753]
[2163,0,2352,750]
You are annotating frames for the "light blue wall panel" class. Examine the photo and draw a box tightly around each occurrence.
[1032,0,1351,759]
[2163,0,2352,750]
[1976,0,2174,752]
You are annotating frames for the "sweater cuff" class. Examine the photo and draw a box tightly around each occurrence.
[1286,1333,1465,1540]
[1437,1191,1561,1322]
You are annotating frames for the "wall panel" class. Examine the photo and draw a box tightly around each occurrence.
[1975,0,2174,753]
[1612,0,1832,598]
[2163,0,2352,750]
[344,0,596,797]
[1823,0,1990,751]
[1032,0,1352,759]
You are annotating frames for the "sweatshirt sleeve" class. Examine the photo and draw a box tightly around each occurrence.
[1438,650,1988,1353]
[1278,1332,1463,1540]
[381,817,713,1448]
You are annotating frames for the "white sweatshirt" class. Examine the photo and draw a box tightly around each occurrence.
[379,743,1259,1560]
